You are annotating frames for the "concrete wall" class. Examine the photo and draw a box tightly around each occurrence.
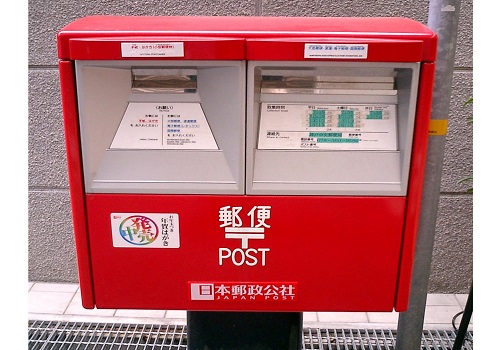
[28,0,473,293]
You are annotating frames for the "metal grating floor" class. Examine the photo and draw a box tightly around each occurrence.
[28,320,473,350]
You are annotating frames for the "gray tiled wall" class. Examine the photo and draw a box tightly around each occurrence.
[28,0,473,293]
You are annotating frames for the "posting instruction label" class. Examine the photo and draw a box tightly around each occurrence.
[258,103,397,150]
[304,43,368,59]
[121,42,184,57]
[110,103,218,150]
[111,213,180,248]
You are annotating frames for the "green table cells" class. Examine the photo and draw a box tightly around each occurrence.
[317,138,359,143]
[367,110,383,119]
[309,110,326,127]
[309,132,342,137]
[338,110,354,128]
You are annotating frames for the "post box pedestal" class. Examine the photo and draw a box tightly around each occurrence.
[187,311,303,350]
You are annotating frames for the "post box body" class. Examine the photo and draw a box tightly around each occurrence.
[57,16,436,312]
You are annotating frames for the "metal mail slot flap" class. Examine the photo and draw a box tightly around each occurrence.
[92,150,238,193]
[252,150,403,195]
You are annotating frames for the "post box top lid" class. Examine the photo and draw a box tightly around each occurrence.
[57,16,437,60]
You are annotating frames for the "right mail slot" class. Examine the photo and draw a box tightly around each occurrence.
[247,61,421,196]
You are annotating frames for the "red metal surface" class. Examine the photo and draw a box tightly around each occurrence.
[394,62,435,311]
[68,37,245,60]
[85,194,406,312]
[57,16,437,61]
[58,61,95,308]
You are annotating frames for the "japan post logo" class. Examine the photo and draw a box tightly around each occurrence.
[218,205,271,267]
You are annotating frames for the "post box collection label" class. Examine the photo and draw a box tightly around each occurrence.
[110,213,180,248]
[258,103,397,150]
[190,282,298,302]
[110,102,218,150]
[121,42,184,57]
[304,43,368,59]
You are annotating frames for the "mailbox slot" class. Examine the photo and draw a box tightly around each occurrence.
[75,60,246,194]
[246,61,420,195]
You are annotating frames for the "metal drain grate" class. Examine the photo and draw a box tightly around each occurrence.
[301,328,473,349]
[28,320,473,350]
[28,321,188,349]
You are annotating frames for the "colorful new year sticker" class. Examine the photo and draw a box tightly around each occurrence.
[111,213,180,248]
[118,215,159,246]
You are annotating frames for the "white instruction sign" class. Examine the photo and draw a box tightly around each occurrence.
[304,43,368,59]
[258,103,397,150]
[121,42,184,57]
[110,103,218,150]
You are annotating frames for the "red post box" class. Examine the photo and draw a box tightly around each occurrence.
[58,16,436,349]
